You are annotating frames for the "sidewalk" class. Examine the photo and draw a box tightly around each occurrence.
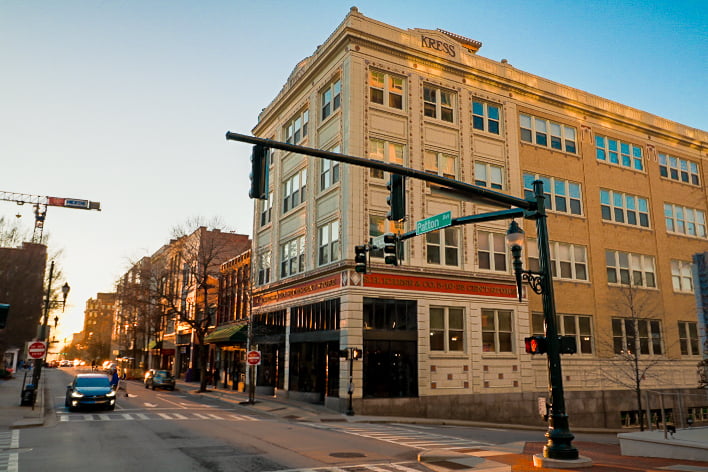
[176,379,708,472]
[0,370,45,429]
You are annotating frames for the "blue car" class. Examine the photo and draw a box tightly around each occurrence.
[65,373,117,411]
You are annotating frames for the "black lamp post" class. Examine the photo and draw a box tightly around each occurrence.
[505,180,578,461]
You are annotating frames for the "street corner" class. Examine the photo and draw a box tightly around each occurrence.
[418,448,510,472]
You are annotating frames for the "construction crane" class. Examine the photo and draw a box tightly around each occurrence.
[0,191,101,243]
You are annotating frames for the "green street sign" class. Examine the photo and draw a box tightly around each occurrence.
[416,211,452,235]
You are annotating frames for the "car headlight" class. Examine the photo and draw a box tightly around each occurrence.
[71,391,84,398]
[106,390,116,398]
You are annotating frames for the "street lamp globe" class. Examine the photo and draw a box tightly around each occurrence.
[505,220,525,249]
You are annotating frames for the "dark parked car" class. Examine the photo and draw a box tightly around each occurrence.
[144,370,175,391]
[65,373,117,411]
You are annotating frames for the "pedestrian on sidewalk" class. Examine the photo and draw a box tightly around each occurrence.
[119,370,128,397]
[213,366,220,388]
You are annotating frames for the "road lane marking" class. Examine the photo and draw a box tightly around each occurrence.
[121,414,134,420]
[157,413,172,419]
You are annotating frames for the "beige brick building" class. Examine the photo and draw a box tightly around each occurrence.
[248,7,707,428]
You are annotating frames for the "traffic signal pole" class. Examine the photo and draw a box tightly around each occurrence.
[226,131,585,465]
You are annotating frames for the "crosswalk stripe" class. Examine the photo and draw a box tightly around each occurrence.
[207,413,224,420]
[10,431,18,449]
[121,414,134,420]
[59,415,69,422]
[136,413,149,420]
[157,413,172,419]
[193,413,210,419]
[83,414,94,421]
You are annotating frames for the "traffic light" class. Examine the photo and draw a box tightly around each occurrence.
[386,174,405,221]
[249,144,269,200]
[354,245,368,273]
[351,348,362,360]
[524,335,547,354]
[339,349,349,359]
[383,233,398,266]
[0,304,8,329]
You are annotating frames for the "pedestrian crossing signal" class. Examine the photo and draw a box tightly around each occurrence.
[524,336,547,354]
[354,245,368,273]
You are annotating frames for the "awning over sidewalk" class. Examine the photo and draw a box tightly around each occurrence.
[147,340,176,350]
[205,323,248,345]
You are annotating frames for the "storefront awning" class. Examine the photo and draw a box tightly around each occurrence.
[147,340,176,350]
[205,323,248,345]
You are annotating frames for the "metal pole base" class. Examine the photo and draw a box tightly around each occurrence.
[544,415,579,460]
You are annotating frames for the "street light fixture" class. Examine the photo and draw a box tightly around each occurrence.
[61,282,70,312]
[505,184,579,462]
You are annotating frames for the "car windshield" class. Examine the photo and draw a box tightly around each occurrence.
[155,371,172,378]
[76,377,110,388]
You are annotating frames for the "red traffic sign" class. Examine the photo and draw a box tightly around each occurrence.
[246,350,261,366]
[27,341,47,359]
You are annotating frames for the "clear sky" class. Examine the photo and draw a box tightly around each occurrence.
[1,1,706,342]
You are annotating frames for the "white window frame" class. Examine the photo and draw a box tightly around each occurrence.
[472,100,500,134]
[257,251,271,285]
[282,168,307,214]
[519,113,577,153]
[659,153,701,186]
[595,135,643,171]
[475,162,504,190]
[528,240,588,281]
[320,144,340,191]
[606,250,656,288]
[259,192,273,227]
[612,318,663,356]
[524,173,582,216]
[280,236,305,278]
[678,321,700,356]
[426,227,460,267]
[600,189,650,228]
[321,79,341,121]
[532,312,594,354]
[477,231,508,273]
[429,306,465,352]
[664,203,707,238]
[284,109,309,144]
[481,308,513,353]
[671,260,694,293]
[317,220,340,266]
[424,150,457,180]
[423,84,455,123]
[369,138,405,179]
[369,69,404,109]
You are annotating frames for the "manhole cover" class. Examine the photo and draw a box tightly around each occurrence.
[330,452,366,458]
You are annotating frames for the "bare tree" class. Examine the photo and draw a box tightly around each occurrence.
[601,282,669,430]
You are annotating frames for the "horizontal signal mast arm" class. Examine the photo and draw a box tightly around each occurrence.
[225,132,535,211]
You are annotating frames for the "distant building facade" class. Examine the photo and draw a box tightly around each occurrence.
[83,292,116,363]
[247,8,708,428]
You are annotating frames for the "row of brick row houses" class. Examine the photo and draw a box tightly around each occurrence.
[81,8,708,430]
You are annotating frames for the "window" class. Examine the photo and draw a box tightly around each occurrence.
[320,144,340,191]
[472,101,500,134]
[424,151,457,180]
[369,70,404,109]
[317,220,340,266]
[430,307,464,352]
[481,309,513,353]
[284,109,309,144]
[369,215,403,258]
[678,321,700,356]
[659,153,700,186]
[257,251,271,285]
[595,135,643,171]
[477,231,507,272]
[523,173,582,215]
[369,138,405,179]
[321,79,341,120]
[671,260,694,293]
[528,240,588,281]
[423,85,455,122]
[606,250,656,288]
[426,227,459,266]
[532,313,593,354]
[664,203,707,238]
[280,236,305,278]
[282,168,307,213]
[519,113,576,153]
[475,162,504,189]
[612,318,663,355]
[600,189,650,228]
[260,193,273,226]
